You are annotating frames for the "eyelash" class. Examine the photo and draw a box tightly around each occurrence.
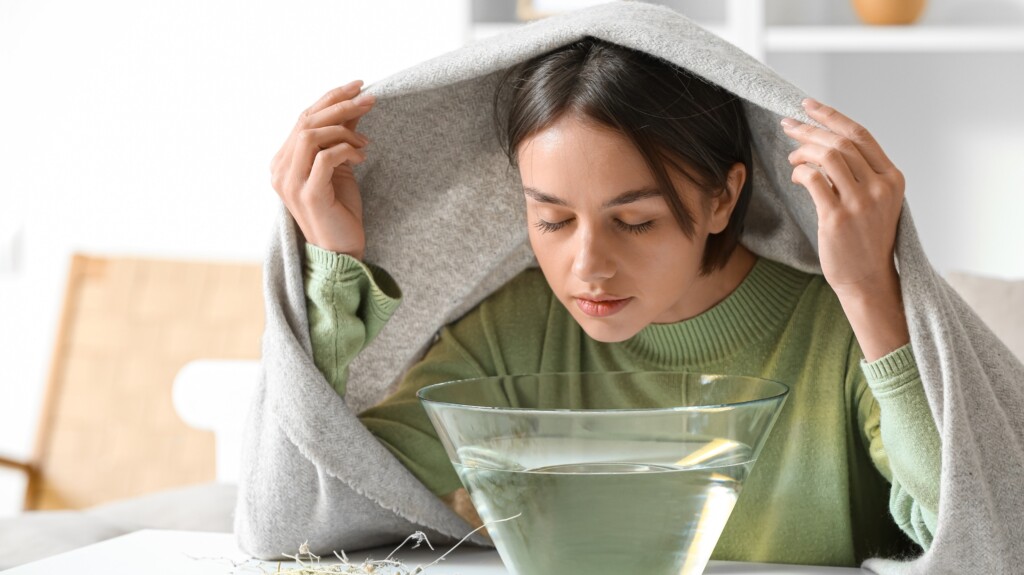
[533,218,655,235]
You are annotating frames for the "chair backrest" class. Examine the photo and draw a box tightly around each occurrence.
[26,254,263,510]
[172,359,261,484]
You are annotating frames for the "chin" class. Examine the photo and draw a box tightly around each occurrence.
[576,317,642,344]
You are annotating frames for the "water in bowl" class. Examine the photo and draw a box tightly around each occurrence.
[453,435,752,575]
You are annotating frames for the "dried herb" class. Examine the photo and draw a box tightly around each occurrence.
[189,512,521,574]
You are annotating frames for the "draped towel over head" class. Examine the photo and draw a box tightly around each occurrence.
[235,3,1024,572]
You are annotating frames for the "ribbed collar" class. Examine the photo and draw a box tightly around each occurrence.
[621,257,811,366]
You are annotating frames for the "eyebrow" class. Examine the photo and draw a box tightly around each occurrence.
[522,186,663,209]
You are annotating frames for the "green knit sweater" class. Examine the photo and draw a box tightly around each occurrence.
[303,243,941,567]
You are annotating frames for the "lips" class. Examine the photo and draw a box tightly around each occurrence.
[576,293,626,302]
[574,296,633,317]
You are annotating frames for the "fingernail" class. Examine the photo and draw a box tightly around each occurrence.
[345,79,363,90]
[353,92,376,106]
[803,98,820,110]
[781,117,799,128]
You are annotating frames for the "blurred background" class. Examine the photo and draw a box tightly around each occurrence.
[0,0,1022,531]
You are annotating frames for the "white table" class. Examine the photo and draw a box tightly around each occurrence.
[5,529,865,574]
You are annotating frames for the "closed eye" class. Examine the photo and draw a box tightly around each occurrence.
[533,218,571,233]
[532,218,655,235]
[614,219,655,235]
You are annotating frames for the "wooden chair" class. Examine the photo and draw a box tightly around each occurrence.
[0,253,263,511]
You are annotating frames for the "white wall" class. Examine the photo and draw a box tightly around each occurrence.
[0,0,468,516]
[763,49,1024,279]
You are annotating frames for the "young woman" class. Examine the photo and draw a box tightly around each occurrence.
[271,37,939,566]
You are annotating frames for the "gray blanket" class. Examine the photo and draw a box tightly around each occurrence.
[234,2,1024,572]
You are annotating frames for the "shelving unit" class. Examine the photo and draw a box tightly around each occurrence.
[466,0,1024,61]
[766,26,1024,53]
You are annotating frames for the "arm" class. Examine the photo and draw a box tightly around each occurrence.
[303,250,549,540]
[270,256,544,548]
[782,99,941,547]
[305,243,494,528]
[235,243,415,558]
[850,337,942,549]
[237,82,439,558]
[836,266,909,364]
[833,255,941,544]
[305,241,487,518]
[303,243,402,397]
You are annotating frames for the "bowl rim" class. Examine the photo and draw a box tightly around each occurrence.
[416,370,790,414]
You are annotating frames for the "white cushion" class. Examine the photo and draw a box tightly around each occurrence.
[0,482,235,570]
[946,271,1024,362]
[173,360,261,484]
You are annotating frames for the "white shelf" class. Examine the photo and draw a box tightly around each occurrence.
[468,18,1024,58]
[766,26,1024,53]
[468,22,731,45]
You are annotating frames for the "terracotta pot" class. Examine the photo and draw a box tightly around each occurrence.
[851,0,927,25]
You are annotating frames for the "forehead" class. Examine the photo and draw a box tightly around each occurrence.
[519,115,641,163]
[517,116,653,191]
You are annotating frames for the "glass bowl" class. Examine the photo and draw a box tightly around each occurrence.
[418,371,789,575]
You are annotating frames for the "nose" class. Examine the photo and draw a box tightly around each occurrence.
[572,226,616,283]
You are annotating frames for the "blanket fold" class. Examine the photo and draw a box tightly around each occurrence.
[235,2,1024,572]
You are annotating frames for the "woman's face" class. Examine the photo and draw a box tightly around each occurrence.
[517,114,745,343]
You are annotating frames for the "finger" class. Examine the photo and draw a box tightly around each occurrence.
[345,107,366,133]
[781,118,874,183]
[791,163,840,214]
[307,91,376,131]
[345,89,376,132]
[304,80,363,118]
[290,126,368,186]
[788,143,860,195]
[307,142,367,199]
[801,99,896,174]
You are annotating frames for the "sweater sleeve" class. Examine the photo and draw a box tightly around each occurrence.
[305,257,545,500]
[236,244,426,560]
[355,268,552,499]
[303,243,402,397]
[851,339,942,549]
[303,240,489,496]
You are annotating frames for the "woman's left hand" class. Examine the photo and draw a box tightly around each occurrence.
[783,98,910,362]
[782,98,905,299]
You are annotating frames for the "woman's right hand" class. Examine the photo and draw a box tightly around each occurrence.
[271,79,376,261]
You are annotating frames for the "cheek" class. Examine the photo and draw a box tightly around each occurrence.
[619,234,674,267]
[633,241,674,267]
[622,233,704,293]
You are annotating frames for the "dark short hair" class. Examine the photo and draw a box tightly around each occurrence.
[492,36,753,276]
